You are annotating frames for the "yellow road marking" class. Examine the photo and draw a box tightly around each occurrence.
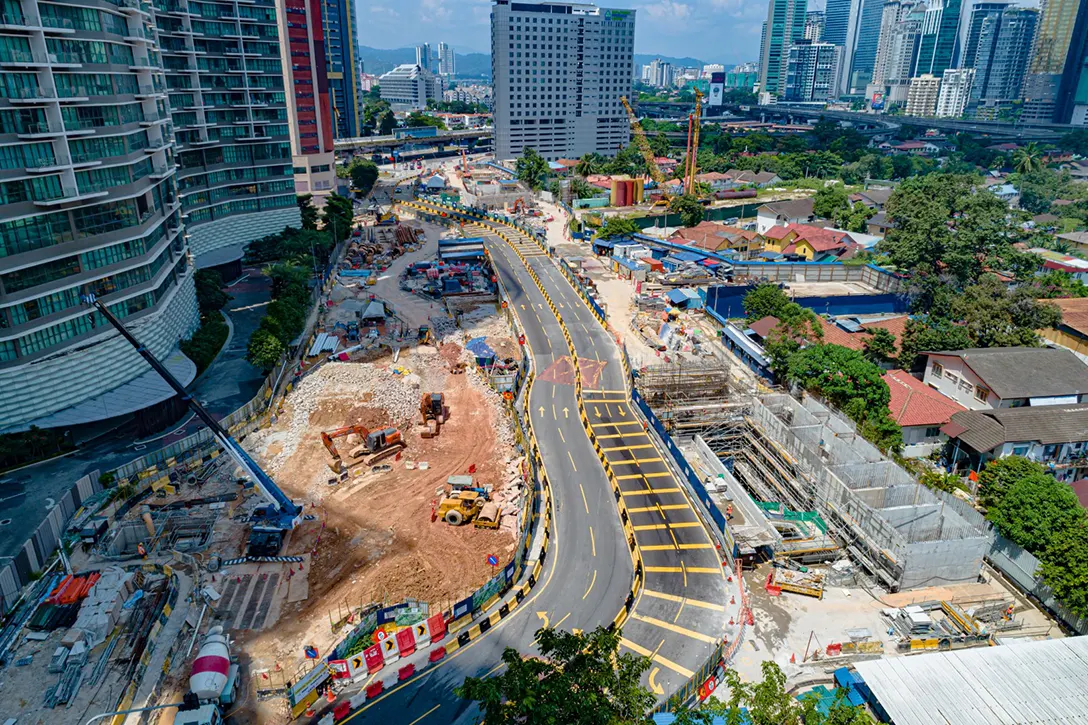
[633,521,703,531]
[407,705,441,725]
[481,662,507,678]
[590,526,596,556]
[568,451,578,473]
[645,565,722,575]
[583,389,628,394]
[552,404,556,420]
[609,457,665,466]
[631,613,718,643]
[557,426,565,443]
[627,504,691,513]
[614,471,674,481]
[682,561,687,587]
[593,432,650,440]
[601,444,656,453]
[642,590,727,611]
[641,543,715,551]
[582,569,597,600]
[582,398,628,404]
[578,482,589,513]
[554,611,571,629]
[619,638,695,679]
[591,421,644,429]
[619,487,681,495]
[674,599,686,623]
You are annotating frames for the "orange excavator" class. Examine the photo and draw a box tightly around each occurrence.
[321,425,406,473]
[419,393,446,439]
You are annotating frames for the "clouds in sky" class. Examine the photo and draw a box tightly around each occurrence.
[355,0,766,62]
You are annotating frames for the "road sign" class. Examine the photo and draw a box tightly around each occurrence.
[304,645,318,660]
[487,554,499,567]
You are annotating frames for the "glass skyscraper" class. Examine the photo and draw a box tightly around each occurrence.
[321,0,361,138]
[915,0,964,77]
[758,0,808,96]
[848,0,892,92]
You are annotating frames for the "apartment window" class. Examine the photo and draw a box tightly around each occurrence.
[1012,445,1029,457]
[974,385,990,403]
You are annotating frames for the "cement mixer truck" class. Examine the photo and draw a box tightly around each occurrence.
[174,626,240,725]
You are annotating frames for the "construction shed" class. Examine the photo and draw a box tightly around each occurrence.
[854,637,1088,724]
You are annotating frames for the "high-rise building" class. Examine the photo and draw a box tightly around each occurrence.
[885,3,926,103]
[277,0,337,203]
[847,0,889,92]
[1022,0,1086,121]
[961,1,1010,73]
[321,0,362,138]
[785,40,843,102]
[805,10,826,42]
[415,43,432,71]
[380,64,441,111]
[163,0,300,261]
[0,0,205,432]
[438,42,456,78]
[824,0,856,46]
[872,0,913,90]
[915,0,963,76]
[1054,0,1088,124]
[759,21,768,87]
[935,67,974,116]
[758,0,807,97]
[970,7,1038,119]
[491,0,633,160]
[646,58,672,88]
[905,72,942,115]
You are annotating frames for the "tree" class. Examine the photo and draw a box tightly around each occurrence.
[669,194,705,227]
[763,305,823,377]
[1012,142,1044,174]
[897,316,975,370]
[405,111,446,129]
[1038,520,1088,618]
[950,276,1060,349]
[246,327,286,371]
[516,147,549,190]
[1015,168,1071,214]
[297,193,319,230]
[575,152,604,177]
[975,456,1047,510]
[787,344,891,421]
[267,262,311,301]
[989,472,1084,553]
[180,312,228,374]
[347,159,380,196]
[597,215,640,239]
[813,184,849,219]
[457,627,654,724]
[863,328,897,364]
[322,194,354,242]
[194,269,230,314]
[919,470,965,494]
[378,110,396,135]
[743,283,791,320]
[1060,129,1088,156]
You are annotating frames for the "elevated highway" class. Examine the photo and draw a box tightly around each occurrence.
[333,128,492,152]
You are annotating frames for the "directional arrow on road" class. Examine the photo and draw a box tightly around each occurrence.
[594,406,601,417]
[618,407,626,417]
[538,406,545,417]
[563,407,569,418]
[648,667,665,695]
[536,611,550,628]
[521,304,526,310]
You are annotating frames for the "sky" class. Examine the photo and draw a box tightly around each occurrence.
[357,0,769,65]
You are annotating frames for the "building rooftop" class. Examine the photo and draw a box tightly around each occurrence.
[855,635,1088,725]
[924,347,1088,400]
[757,197,815,220]
[1048,297,1088,337]
[943,403,1088,451]
[883,369,966,428]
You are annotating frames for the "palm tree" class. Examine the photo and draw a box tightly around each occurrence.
[1013,142,1044,174]
[575,153,602,178]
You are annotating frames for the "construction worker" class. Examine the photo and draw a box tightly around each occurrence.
[726,504,734,521]
[137,542,147,558]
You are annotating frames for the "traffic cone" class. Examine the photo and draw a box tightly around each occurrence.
[730,596,735,605]
[790,653,796,664]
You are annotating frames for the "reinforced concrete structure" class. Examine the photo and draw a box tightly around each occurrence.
[490,0,634,160]
[0,0,200,432]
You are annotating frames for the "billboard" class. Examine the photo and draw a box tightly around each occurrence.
[871,91,885,110]
[708,72,725,106]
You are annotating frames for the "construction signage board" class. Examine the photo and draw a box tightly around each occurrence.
[347,653,368,679]
[395,626,417,657]
[363,643,385,673]
[290,689,319,719]
[287,664,330,708]
[413,619,432,646]
[328,659,350,679]
[380,636,400,662]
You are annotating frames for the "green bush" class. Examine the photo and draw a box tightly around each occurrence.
[246,327,286,371]
[194,269,231,314]
[181,312,229,375]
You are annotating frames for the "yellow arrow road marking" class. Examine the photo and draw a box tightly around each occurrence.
[536,611,550,628]
[648,667,665,695]
[619,638,695,679]
[631,613,718,643]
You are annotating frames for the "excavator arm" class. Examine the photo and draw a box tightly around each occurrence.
[321,426,371,460]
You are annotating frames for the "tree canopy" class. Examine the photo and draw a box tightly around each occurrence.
[516,148,550,190]
[596,215,641,240]
[669,194,706,227]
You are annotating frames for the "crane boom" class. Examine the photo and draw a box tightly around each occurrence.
[620,96,668,190]
[84,296,303,535]
[686,89,703,194]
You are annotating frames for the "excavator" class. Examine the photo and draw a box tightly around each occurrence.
[420,392,446,439]
[321,425,406,473]
[82,295,301,557]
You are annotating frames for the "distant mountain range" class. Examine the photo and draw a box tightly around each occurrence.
[357,46,723,81]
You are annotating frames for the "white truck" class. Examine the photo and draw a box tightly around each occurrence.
[174,627,240,725]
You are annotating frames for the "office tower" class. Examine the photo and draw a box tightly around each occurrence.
[277,0,337,203]
[491,0,634,160]
[0,0,202,431]
[1054,0,1088,124]
[646,58,672,88]
[824,0,856,45]
[970,8,1038,118]
[785,40,843,101]
[961,1,1010,73]
[438,42,456,77]
[935,67,974,115]
[915,0,964,76]
[1022,0,1088,121]
[415,43,431,71]
[905,72,941,114]
[886,3,925,103]
[380,64,441,110]
[846,0,888,92]
[758,0,807,97]
[873,0,911,89]
[162,0,299,261]
[322,0,362,138]
[759,21,768,86]
[805,10,826,42]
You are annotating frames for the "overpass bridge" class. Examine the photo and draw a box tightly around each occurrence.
[333,128,493,152]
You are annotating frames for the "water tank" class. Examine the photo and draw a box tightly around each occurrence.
[190,625,231,701]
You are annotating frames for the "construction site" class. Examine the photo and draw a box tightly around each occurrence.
[632,358,1061,682]
[0,191,532,723]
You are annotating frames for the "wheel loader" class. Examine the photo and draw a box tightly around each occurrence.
[419,392,446,439]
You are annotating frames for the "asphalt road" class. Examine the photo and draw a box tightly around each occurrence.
[338,221,632,724]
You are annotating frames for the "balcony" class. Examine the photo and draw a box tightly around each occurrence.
[0,12,43,31]
[69,152,104,168]
[119,0,151,15]
[136,85,167,98]
[25,156,64,173]
[0,49,49,67]
[15,120,64,138]
[34,188,109,206]
[149,163,176,179]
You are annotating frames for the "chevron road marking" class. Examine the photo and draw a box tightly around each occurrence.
[642,589,727,612]
[630,613,719,643]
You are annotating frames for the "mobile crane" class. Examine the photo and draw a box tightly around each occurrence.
[83,296,303,557]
